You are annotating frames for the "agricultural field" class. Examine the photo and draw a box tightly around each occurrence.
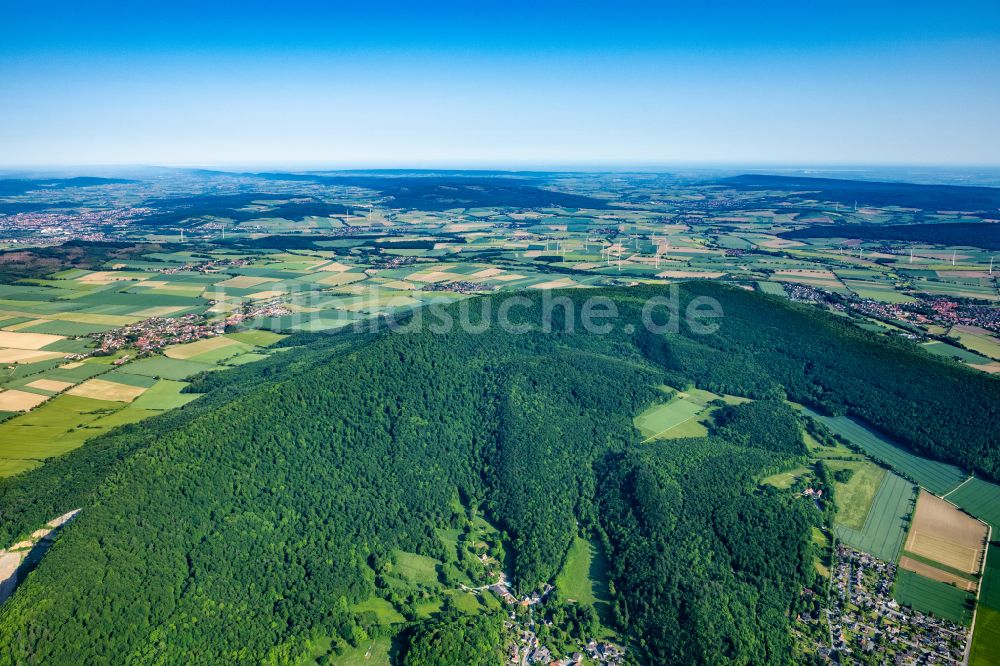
[895,490,988,602]
[833,472,916,562]
[894,568,976,626]
[0,170,997,497]
[829,460,886,531]
[903,491,988,575]
[802,409,968,495]
[948,478,1000,531]
[970,545,1000,666]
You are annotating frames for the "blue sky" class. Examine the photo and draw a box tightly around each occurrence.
[2,1,999,167]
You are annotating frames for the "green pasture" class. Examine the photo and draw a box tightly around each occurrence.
[834,472,915,562]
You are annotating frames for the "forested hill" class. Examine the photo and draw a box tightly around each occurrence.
[721,174,1000,211]
[0,283,997,663]
[777,221,1000,250]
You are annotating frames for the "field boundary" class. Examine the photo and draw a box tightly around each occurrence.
[966,524,993,665]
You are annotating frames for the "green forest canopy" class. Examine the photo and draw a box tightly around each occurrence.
[0,282,997,664]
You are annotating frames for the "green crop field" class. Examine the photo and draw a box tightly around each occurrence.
[126,356,217,381]
[894,569,975,626]
[803,409,967,495]
[949,478,1000,531]
[970,605,1000,666]
[922,341,995,366]
[129,380,199,410]
[834,472,916,562]
[225,330,287,347]
[970,545,1000,665]
[980,546,1000,610]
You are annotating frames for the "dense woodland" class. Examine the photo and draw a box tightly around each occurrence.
[779,221,1000,250]
[1,283,998,663]
[722,174,1000,211]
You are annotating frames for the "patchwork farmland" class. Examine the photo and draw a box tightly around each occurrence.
[802,410,968,495]
[834,472,916,562]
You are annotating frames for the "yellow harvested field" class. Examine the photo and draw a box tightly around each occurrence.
[897,556,978,592]
[67,379,146,403]
[0,331,65,350]
[774,269,839,280]
[216,275,278,288]
[904,491,987,574]
[759,238,806,248]
[443,222,490,232]
[492,273,526,282]
[77,271,145,284]
[380,280,419,290]
[165,336,241,359]
[937,270,990,279]
[317,261,353,272]
[59,362,84,369]
[131,306,187,318]
[467,268,506,279]
[530,278,578,289]
[3,319,49,331]
[0,390,50,411]
[0,349,65,364]
[56,313,140,326]
[24,379,74,392]
[316,273,365,286]
[247,290,286,300]
[405,271,456,283]
[656,270,726,279]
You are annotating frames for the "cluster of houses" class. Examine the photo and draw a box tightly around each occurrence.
[0,207,148,243]
[93,313,220,354]
[157,256,252,275]
[823,546,968,664]
[93,300,291,355]
[421,280,498,294]
[506,625,625,666]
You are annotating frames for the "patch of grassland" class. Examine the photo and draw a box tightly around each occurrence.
[323,637,395,666]
[831,461,886,531]
[834,472,916,562]
[634,397,702,440]
[393,551,441,586]
[554,536,613,632]
[761,466,811,490]
[351,598,405,625]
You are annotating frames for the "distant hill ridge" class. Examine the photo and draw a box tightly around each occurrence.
[722,173,1000,211]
